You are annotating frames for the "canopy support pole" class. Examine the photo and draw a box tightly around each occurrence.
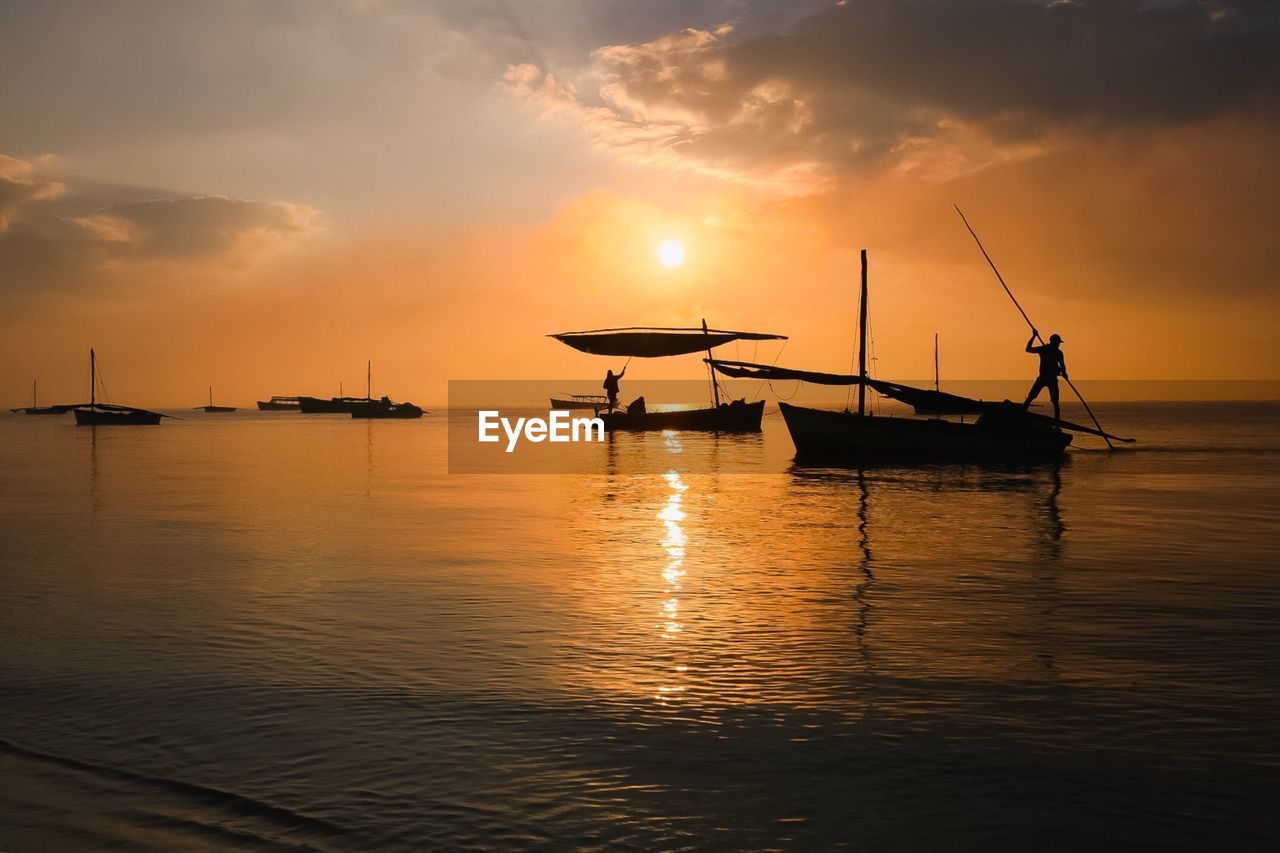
[954,205,1115,450]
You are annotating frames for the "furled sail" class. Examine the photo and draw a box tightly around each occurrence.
[710,359,1132,441]
[863,382,989,415]
[551,327,786,358]
[707,359,862,386]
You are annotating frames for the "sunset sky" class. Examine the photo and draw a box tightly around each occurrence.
[2,0,1278,406]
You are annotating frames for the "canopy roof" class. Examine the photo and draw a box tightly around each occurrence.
[551,326,786,358]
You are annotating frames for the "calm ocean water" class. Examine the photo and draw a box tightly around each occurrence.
[2,401,1279,850]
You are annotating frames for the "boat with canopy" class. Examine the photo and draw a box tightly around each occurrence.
[256,395,301,411]
[549,324,787,432]
[73,349,168,426]
[708,250,1132,463]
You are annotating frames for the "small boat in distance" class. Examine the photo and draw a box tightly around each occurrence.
[349,397,425,419]
[73,349,166,426]
[256,396,301,411]
[298,395,370,413]
[298,362,376,414]
[550,394,609,411]
[10,380,82,415]
[549,323,787,432]
[196,386,236,413]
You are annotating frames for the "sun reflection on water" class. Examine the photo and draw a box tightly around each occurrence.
[657,434,689,702]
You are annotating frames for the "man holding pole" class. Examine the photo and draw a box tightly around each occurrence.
[1022,330,1067,422]
[603,364,626,412]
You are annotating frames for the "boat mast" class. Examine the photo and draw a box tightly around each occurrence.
[367,360,371,400]
[934,333,939,392]
[33,379,37,408]
[857,250,868,416]
[209,386,213,407]
[702,319,721,408]
[90,348,96,408]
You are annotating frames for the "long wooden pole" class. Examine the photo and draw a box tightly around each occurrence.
[90,348,96,408]
[953,205,1117,449]
[857,249,868,416]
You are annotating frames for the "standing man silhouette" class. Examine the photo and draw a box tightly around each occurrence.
[603,365,626,412]
[1023,330,1067,422]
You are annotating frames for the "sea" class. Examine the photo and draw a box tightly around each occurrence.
[2,393,1278,850]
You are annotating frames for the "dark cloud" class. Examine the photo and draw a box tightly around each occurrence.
[0,155,320,294]
[767,0,1280,128]
[509,0,1280,184]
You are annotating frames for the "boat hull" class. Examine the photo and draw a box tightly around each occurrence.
[198,406,237,413]
[74,408,162,426]
[779,402,1070,463]
[600,400,765,432]
[297,396,364,414]
[256,400,300,411]
[349,401,424,419]
[12,407,66,415]
[549,397,608,411]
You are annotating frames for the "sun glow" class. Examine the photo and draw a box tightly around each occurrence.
[657,239,686,268]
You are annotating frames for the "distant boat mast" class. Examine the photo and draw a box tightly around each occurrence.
[934,333,940,392]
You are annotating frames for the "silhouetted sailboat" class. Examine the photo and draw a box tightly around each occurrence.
[196,387,236,413]
[73,349,165,426]
[298,362,376,413]
[549,394,610,411]
[10,380,80,415]
[349,398,425,419]
[550,323,786,431]
[708,251,1127,462]
[256,396,301,411]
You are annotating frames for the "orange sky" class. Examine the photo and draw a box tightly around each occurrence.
[2,2,1278,407]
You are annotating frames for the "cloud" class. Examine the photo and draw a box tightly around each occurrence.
[506,0,1280,186]
[0,155,322,294]
[0,154,64,231]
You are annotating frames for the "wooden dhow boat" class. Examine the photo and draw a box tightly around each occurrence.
[256,396,301,411]
[298,361,385,414]
[549,323,786,432]
[708,251,1131,464]
[196,386,236,413]
[10,381,82,415]
[549,393,609,411]
[73,349,168,426]
[349,397,425,419]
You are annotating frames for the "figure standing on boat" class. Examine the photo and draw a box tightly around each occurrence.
[603,365,626,411]
[1022,330,1067,422]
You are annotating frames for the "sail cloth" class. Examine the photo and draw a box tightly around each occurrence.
[708,359,862,386]
[710,360,978,404]
[709,359,1134,441]
[552,327,786,358]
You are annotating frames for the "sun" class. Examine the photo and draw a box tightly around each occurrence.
[657,239,686,268]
